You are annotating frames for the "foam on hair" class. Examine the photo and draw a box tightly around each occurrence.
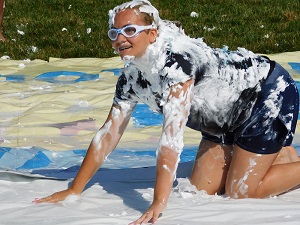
[108,0,160,28]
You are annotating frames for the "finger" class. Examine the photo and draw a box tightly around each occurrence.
[33,196,51,204]
[139,211,154,224]
[33,195,60,204]
[128,212,151,225]
[33,197,51,204]
[150,212,163,224]
[32,198,47,204]
[32,198,41,203]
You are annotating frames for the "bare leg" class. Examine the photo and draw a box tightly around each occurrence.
[190,139,233,195]
[226,145,300,199]
[0,0,5,41]
[273,146,300,165]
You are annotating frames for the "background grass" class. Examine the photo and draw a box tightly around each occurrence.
[0,0,299,61]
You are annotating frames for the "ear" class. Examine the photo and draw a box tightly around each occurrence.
[149,28,158,43]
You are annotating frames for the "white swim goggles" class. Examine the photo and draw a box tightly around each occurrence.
[108,24,156,41]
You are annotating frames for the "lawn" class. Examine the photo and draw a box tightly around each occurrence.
[0,0,299,60]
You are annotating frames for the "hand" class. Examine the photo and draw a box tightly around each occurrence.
[129,200,166,225]
[33,189,75,204]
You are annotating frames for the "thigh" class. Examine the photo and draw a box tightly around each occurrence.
[225,145,278,198]
[190,139,233,195]
[273,146,300,165]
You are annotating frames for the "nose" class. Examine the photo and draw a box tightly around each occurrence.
[115,32,127,42]
[112,33,127,46]
[112,34,127,53]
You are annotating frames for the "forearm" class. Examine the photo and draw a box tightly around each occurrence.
[68,142,107,194]
[69,105,133,194]
[154,147,180,204]
[34,104,134,204]
[153,81,193,204]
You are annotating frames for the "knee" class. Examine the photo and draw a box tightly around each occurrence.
[225,179,262,199]
[190,177,225,195]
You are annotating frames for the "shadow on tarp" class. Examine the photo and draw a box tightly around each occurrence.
[32,160,193,213]
[0,159,193,213]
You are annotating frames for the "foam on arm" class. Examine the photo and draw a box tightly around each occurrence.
[154,79,194,203]
[69,103,135,194]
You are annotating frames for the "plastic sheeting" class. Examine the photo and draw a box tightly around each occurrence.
[0,52,299,174]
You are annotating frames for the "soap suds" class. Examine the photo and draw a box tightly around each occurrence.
[92,120,112,151]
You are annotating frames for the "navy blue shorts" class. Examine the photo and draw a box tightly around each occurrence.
[202,62,299,154]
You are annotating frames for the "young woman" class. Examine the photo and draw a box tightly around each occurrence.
[36,1,300,224]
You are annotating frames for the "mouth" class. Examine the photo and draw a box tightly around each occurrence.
[119,46,132,52]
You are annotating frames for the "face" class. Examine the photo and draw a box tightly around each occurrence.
[111,9,157,59]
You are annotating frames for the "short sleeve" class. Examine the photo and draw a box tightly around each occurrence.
[162,52,195,86]
[113,73,137,109]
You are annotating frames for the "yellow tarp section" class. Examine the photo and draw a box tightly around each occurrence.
[0,52,299,151]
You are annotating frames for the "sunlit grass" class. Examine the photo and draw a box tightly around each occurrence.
[0,0,299,60]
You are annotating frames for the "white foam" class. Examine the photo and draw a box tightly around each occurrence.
[108,0,160,28]
[93,120,112,151]
[2,174,300,224]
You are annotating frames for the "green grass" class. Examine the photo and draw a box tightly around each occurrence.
[0,0,299,60]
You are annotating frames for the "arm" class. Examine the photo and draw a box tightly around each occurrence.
[130,79,194,224]
[34,103,135,203]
